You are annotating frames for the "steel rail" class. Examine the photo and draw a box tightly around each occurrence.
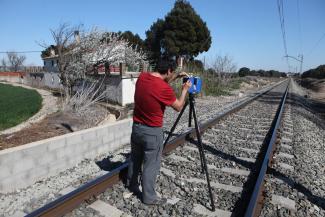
[26,80,288,217]
[244,81,289,217]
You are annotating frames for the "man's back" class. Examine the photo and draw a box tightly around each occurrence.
[133,72,176,127]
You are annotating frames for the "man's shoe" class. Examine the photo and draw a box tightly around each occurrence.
[144,197,167,205]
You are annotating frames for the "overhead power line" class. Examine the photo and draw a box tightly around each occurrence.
[277,0,291,72]
[296,0,303,53]
[307,32,325,56]
[277,0,288,57]
[0,50,42,54]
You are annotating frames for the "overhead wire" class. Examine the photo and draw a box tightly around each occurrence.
[307,32,325,56]
[296,0,303,54]
[0,51,42,53]
[277,0,290,71]
[277,0,288,56]
[296,0,304,73]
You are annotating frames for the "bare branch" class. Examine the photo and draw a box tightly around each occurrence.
[208,54,237,82]
[1,58,7,71]
[6,52,26,71]
[46,24,147,113]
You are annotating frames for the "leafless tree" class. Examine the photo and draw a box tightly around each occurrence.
[42,23,147,113]
[6,52,26,71]
[62,76,107,115]
[209,54,237,83]
[44,23,83,93]
[1,58,7,71]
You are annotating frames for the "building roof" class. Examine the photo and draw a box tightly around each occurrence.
[42,55,59,60]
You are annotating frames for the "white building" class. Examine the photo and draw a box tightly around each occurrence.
[41,48,140,106]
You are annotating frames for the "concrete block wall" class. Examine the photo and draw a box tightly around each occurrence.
[0,75,24,83]
[24,72,62,89]
[0,119,132,193]
[24,73,45,87]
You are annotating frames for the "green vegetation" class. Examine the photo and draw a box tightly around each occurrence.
[171,69,243,97]
[0,83,42,130]
[301,65,325,79]
[238,67,286,77]
[203,77,243,96]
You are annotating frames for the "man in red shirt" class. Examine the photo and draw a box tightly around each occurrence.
[127,59,191,205]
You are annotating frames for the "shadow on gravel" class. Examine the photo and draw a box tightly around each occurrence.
[188,89,287,216]
[187,138,256,215]
[182,82,324,216]
[268,167,325,210]
[197,140,255,169]
[256,91,284,106]
[163,130,183,138]
[95,153,130,171]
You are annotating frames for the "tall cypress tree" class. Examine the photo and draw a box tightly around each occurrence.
[145,0,211,62]
[145,19,165,63]
[163,0,211,59]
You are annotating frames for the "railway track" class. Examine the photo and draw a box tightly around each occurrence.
[26,80,290,217]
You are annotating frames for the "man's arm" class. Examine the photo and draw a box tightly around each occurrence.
[171,80,191,112]
[168,71,189,83]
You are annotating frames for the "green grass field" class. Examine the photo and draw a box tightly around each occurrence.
[0,83,42,131]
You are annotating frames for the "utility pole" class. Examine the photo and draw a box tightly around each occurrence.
[284,54,303,74]
[299,54,303,74]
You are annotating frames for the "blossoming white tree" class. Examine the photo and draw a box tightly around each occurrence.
[44,23,147,113]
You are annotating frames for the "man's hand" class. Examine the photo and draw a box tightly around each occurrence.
[168,71,190,83]
[176,71,189,79]
[182,80,192,92]
[171,80,192,112]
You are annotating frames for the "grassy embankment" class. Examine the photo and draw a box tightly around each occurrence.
[203,77,243,96]
[172,75,243,97]
[0,83,42,131]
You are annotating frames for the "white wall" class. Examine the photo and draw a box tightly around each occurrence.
[121,76,138,106]
[0,76,24,83]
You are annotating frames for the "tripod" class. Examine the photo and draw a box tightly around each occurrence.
[163,93,216,211]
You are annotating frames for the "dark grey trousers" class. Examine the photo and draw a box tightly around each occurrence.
[127,122,163,203]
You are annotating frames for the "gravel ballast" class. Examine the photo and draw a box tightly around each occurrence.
[261,80,325,217]
[65,81,289,216]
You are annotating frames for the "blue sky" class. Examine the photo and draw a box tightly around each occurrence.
[0,0,324,72]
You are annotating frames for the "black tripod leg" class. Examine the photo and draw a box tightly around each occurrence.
[192,101,216,211]
[163,101,188,149]
[189,100,205,173]
[188,102,193,127]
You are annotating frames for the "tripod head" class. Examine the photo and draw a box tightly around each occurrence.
[183,76,202,94]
